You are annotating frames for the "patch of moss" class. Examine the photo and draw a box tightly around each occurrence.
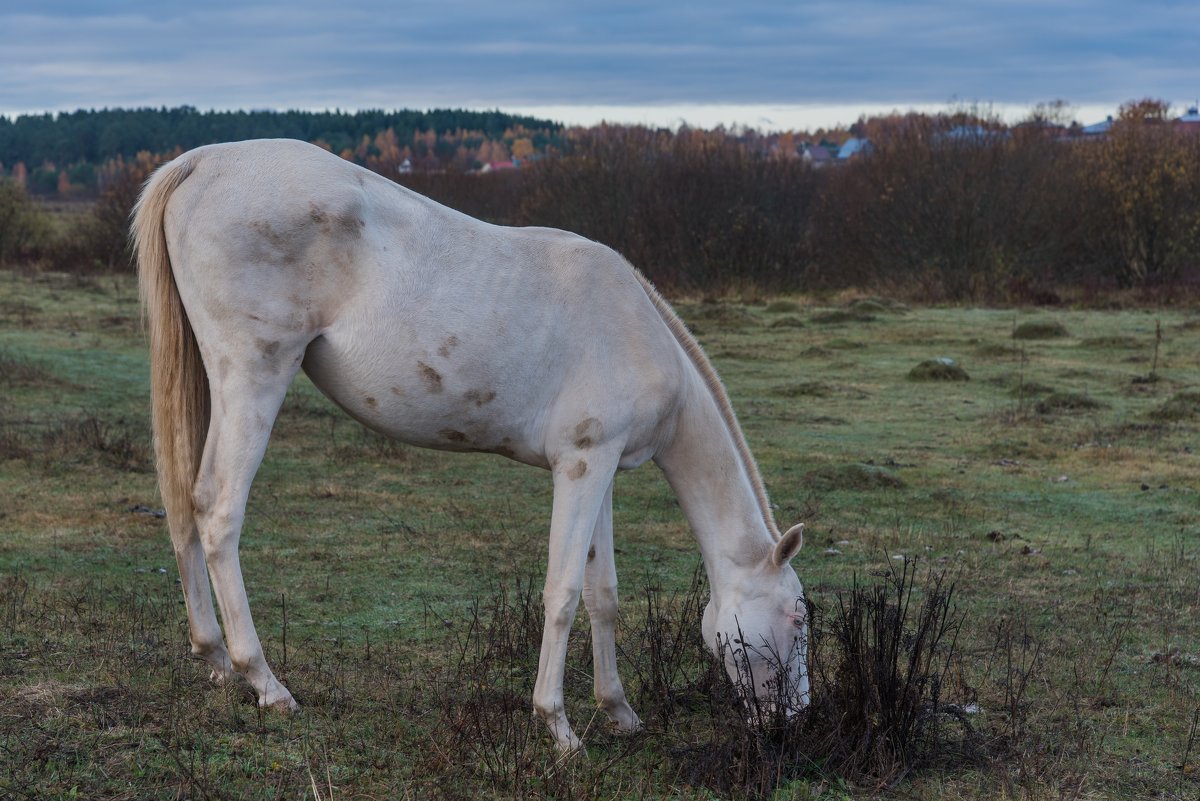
[1013,320,1069,340]
[768,315,806,329]
[811,309,875,325]
[908,359,969,381]
[1036,391,1104,414]
[804,463,905,491]
[975,343,1020,358]
[1149,391,1200,421]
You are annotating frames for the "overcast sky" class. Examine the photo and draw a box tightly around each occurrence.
[2,1,1197,130]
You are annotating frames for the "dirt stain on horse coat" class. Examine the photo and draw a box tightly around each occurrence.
[574,417,602,449]
[417,362,443,393]
[464,389,496,407]
[567,460,588,480]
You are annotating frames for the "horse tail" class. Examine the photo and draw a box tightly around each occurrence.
[132,154,207,527]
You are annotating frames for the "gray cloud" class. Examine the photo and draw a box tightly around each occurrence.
[2,1,1197,116]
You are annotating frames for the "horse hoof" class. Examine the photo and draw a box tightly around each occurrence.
[209,668,234,686]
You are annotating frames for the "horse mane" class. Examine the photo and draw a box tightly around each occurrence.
[628,266,781,541]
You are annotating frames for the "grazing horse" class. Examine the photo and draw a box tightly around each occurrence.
[132,139,809,751]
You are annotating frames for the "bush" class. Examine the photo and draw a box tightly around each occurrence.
[0,180,51,263]
[517,126,822,294]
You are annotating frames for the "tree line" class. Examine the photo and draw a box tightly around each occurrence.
[0,106,564,195]
[2,100,1197,300]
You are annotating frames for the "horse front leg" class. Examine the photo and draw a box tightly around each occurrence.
[582,479,642,733]
[532,451,620,753]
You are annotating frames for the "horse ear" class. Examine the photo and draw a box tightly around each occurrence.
[772,523,805,567]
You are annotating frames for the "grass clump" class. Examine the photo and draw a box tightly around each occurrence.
[908,359,970,381]
[1035,391,1104,414]
[812,309,876,325]
[769,315,805,329]
[1149,391,1200,421]
[764,300,801,314]
[805,462,905,491]
[1009,381,1054,397]
[1012,320,1069,340]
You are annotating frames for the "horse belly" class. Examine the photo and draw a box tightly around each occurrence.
[300,326,553,467]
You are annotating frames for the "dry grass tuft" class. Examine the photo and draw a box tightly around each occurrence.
[1149,391,1200,421]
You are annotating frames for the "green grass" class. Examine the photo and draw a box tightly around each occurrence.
[2,271,1198,799]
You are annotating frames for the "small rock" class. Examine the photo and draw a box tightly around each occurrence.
[1021,545,1040,556]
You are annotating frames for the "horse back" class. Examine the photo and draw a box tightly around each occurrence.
[163,139,688,469]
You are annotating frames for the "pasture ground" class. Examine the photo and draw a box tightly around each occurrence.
[1,270,1197,800]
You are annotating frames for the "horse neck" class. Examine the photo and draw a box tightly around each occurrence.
[655,366,778,594]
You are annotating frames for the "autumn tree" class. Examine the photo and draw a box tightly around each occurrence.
[1079,98,1200,287]
[511,137,534,161]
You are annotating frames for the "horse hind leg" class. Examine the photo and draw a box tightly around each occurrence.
[193,345,305,712]
[169,508,233,684]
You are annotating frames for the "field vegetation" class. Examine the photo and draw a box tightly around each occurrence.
[1,271,1197,799]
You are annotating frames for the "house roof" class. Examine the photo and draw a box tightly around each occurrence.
[803,144,832,162]
[837,137,871,159]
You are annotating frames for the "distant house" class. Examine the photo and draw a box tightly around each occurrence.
[1178,105,1200,133]
[480,160,517,172]
[801,143,833,167]
[936,125,1011,145]
[837,137,873,160]
[1082,116,1114,136]
[398,157,412,175]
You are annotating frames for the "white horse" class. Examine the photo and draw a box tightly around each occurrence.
[132,139,809,752]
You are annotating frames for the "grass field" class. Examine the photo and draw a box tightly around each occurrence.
[1,269,1197,800]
